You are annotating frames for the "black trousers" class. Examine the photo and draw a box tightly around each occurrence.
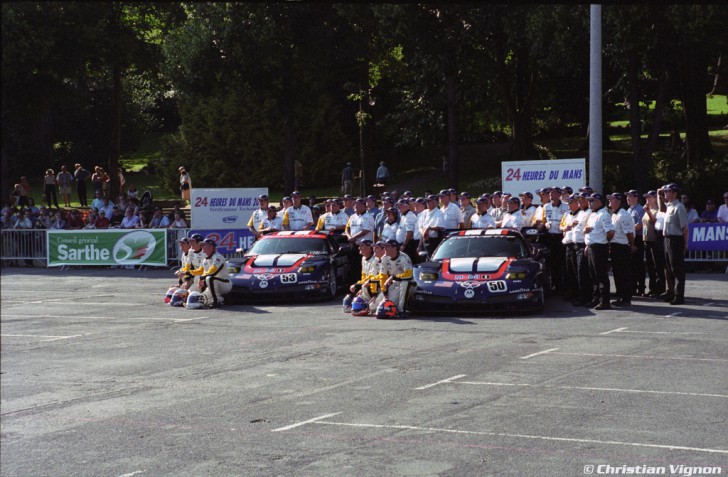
[610,243,632,301]
[564,243,579,298]
[77,181,87,206]
[574,243,592,302]
[587,243,610,304]
[645,234,665,294]
[44,184,59,209]
[545,234,565,292]
[664,235,686,298]
[630,235,646,293]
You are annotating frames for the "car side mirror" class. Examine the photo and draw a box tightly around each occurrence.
[418,251,429,258]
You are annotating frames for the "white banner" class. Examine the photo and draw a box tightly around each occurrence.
[501,158,586,203]
[191,188,268,230]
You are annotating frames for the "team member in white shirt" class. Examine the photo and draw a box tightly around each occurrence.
[608,192,636,307]
[247,194,270,239]
[439,189,464,230]
[584,193,615,310]
[346,198,375,245]
[396,199,419,262]
[189,238,232,308]
[458,192,476,228]
[259,206,284,235]
[282,191,313,231]
[519,191,538,226]
[499,197,525,229]
[719,192,728,222]
[419,195,445,257]
[489,192,505,223]
[317,198,349,234]
[379,207,400,242]
[543,187,570,294]
[571,192,593,305]
[468,197,496,229]
[560,194,580,301]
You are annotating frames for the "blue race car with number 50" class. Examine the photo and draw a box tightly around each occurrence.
[409,229,549,313]
[225,231,353,303]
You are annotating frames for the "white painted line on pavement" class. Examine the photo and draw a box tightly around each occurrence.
[616,329,712,336]
[599,327,628,335]
[704,302,714,306]
[172,316,211,322]
[415,374,467,390]
[551,351,728,363]
[665,312,683,317]
[272,412,341,432]
[456,381,728,398]
[1,333,92,342]
[314,420,728,455]
[117,471,145,477]
[519,348,560,360]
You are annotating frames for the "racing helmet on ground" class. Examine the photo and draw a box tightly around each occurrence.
[170,288,189,307]
[376,299,399,319]
[164,286,179,303]
[186,291,207,309]
[342,294,354,313]
[351,296,369,316]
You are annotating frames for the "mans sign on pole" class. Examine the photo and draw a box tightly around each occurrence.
[501,159,586,203]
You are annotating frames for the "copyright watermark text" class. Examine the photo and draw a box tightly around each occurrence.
[583,465,722,476]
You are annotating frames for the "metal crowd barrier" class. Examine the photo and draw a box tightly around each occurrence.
[2,228,727,271]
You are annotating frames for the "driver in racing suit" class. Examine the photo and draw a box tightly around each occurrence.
[190,238,232,308]
[380,239,414,317]
[348,239,379,306]
[174,236,194,289]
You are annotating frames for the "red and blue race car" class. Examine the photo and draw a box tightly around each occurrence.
[409,228,549,313]
[225,231,353,302]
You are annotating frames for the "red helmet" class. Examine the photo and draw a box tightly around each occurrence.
[164,286,179,303]
[376,299,399,319]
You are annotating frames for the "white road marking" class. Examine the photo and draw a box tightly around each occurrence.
[272,413,341,432]
[519,348,560,360]
[551,351,728,363]
[704,302,714,306]
[1,333,91,342]
[599,327,627,335]
[665,312,683,317]
[456,381,728,398]
[314,420,728,454]
[415,374,467,390]
[117,471,145,477]
[172,316,211,323]
[616,330,712,336]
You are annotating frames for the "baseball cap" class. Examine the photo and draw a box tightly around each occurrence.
[579,186,594,193]
[202,238,216,246]
[551,187,563,193]
[588,193,605,202]
[426,194,438,201]
[366,195,376,201]
[567,193,579,202]
[397,199,410,205]
[508,196,521,205]
[492,191,503,196]
[267,205,277,212]
[354,198,366,205]
[663,183,680,192]
[402,190,413,197]
[625,190,640,197]
[643,190,657,198]
[282,196,292,202]
[291,191,301,196]
[537,187,551,194]
[258,194,269,201]
[373,241,386,248]
[359,239,373,246]
[607,192,625,201]
[438,189,449,196]
[705,199,714,204]
[448,188,457,194]
[178,237,190,244]
[519,191,533,199]
[476,197,489,204]
[561,186,573,194]
[459,191,470,198]
[414,198,426,204]
[384,239,399,247]
[189,233,204,242]
[343,194,353,200]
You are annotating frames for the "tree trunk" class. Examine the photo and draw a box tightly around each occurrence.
[109,63,122,199]
[628,50,647,192]
[283,116,294,195]
[643,67,668,167]
[446,72,459,190]
[674,49,713,166]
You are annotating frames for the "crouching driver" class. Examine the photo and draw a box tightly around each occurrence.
[380,239,414,317]
[189,238,232,308]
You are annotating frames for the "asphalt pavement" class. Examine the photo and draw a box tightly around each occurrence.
[1,267,727,477]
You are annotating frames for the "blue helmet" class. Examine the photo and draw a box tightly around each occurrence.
[351,296,369,316]
[170,288,189,307]
[342,294,354,313]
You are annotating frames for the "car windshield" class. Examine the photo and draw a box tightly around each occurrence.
[249,237,328,255]
[432,236,529,260]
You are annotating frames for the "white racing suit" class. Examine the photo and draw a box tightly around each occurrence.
[356,254,380,303]
[191,252,232,307]
[379,252,414,313]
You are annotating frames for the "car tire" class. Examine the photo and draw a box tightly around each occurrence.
[326,266,338,299]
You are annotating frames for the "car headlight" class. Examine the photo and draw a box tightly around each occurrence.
[298,265,317,273]
[419,271,438,281]
[506,271,527,280]
[228,265,241,273]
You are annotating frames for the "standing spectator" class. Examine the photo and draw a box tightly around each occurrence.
[117,167,126,195]
[375,161,390,186]
[459,192,476,227]
[179,166,191,204]
[625,190,646,296]
[56,165,74,207]
[680,194,700,223]
[49,211,67,229]
[607,193,636,307]
[91,166,105,196]
[341,162,354,195]
[74,163,91,206]
[660,183,689,305]
[18,176,31,207]
[700,200,718,222]
[543,187,570,294]
[43,169,59,209]
[718,192,728,222]
[641,191,665,297]
[439,189,464,230]
[583,193,614,310]
[127,184,139,199]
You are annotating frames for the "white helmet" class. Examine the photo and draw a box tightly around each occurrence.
[170,288,189,307]
[186,291,207,309]
[164,286,180,303]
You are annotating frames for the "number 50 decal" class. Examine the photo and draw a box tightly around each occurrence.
[487,280,507,292]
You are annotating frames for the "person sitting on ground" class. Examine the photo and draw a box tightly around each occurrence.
[189,238,232,308]
[380,239,414,317]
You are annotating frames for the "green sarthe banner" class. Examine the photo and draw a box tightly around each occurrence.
[47,230,167,267]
